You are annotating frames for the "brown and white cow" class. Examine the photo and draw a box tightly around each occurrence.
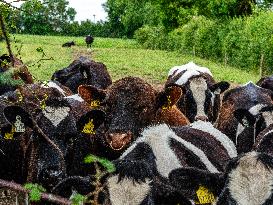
[215,82,273,154]
[165,62,229,123]
[78,76,189,159]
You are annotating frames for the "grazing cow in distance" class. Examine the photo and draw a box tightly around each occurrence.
[257,74,273,92]
[62,41,75,47]
[215,82,273,154]
[78,77,189,159]
[104,122,236,205]
[52,56,112,93]
[166,62,229,123]
[85,35,94,48]
[169,151,273,205]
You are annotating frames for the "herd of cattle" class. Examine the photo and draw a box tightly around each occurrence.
[1,56,273,205]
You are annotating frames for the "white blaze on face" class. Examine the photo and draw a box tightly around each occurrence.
[228,151,273,205]
[107,175,151,205]
[64,94,84,102]
[42,106,70,127]
[189,77,208,119]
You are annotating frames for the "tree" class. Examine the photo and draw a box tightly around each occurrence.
[103,0,162,38]
[19,0,76,35]
[157,0,273,30]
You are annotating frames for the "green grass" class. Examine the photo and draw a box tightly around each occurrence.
[0,34,260,85]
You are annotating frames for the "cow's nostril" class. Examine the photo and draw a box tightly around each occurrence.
[195,115,208,122]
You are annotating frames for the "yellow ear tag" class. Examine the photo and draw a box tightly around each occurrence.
[162,95,172,110]
[195,185,215,204]
[82,119,96,134]
[40,94,48,110]
[4,126,15,140]
[16,91,23,103]
[90,100,100,108]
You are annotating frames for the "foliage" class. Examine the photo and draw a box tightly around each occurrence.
[134,25,169,50]
[0,69,24,86]
[70,193,86,205]
[136,10,273,74]
[84,154,115,173]
[103,0,162,38]
[19,0,76,35]
[24,183,46,202]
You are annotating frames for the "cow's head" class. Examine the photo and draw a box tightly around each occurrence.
[169,151,273,205]
[234,104,273,153]
[78,77,188,152]
[166,62,230,123]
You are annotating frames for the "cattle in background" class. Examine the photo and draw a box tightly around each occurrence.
[166,62,229,123]
[51,56,112,93]
[104,122,236,205]
[169,151,273,205]
[85,35,94,48]
[215,82,273,154]
[62,41,75,47]
[257,74,273,92]
[78,77,189,159]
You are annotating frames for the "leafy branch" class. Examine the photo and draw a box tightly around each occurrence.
[84,154,115,204]
[0,179,72,204]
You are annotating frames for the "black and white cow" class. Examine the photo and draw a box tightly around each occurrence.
[51,56,112,93]
[169,151,273,205]
[216,82,273,154]
[166,62,229,122]
[105,121,236,205]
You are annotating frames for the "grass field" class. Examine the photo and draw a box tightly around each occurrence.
[0,34,260,85]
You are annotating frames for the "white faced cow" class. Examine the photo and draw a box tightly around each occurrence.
[166,62,229,123]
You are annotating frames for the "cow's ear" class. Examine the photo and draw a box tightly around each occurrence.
[78,85,106,108]
[234,109,256,127]
[210,81,230,94]
[169,167,224,199]
[156,86,182,110]
[77,109,105,135]
[4,106,33,129]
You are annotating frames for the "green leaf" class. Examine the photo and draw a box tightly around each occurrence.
[24,183,46,202]
[84,154,116,173]
[71,193,86,205]
[36,47,44,52]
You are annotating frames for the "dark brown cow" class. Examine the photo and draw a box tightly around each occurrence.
[78,76,189,159]
[166,62,229,123]
[52,56,112,93]
[215,82,273,154]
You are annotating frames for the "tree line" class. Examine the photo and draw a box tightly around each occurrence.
[1,0,273,38]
